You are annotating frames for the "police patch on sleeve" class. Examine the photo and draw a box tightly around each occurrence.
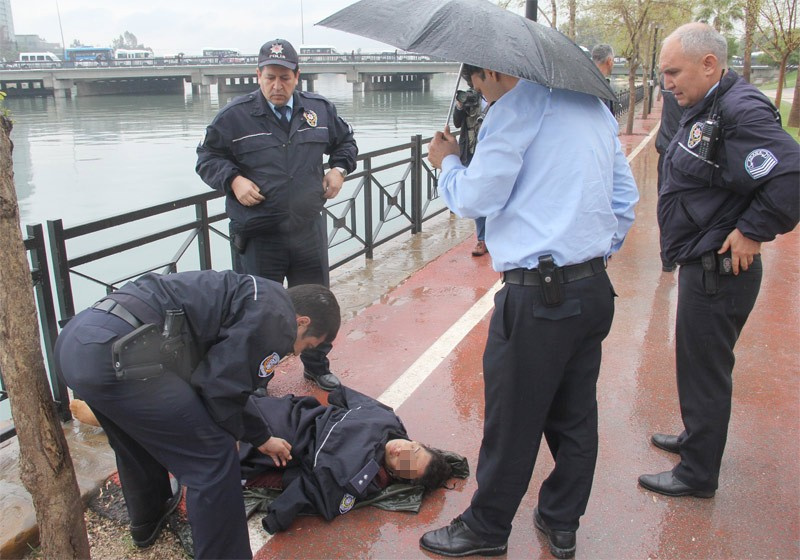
[339,493,356,514]
[745,148,779,179]
[687,122,704,149]
[258,352,281,378]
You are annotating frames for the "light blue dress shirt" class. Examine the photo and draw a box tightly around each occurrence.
[439,79,639,271]
[268,98,294,120]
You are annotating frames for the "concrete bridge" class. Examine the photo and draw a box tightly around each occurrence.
[0,59,461,98]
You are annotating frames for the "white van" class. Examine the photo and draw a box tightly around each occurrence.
[18,52,61,67]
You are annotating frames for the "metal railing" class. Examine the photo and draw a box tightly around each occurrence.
[1,134,444,441]
[614,84,645,118]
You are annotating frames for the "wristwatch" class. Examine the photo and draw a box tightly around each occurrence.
[333,166,348,179]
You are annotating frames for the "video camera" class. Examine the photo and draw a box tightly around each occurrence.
[456,89,481,107]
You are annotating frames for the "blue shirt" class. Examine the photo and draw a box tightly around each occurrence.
[268,98,294,120]
[439,79,639,271]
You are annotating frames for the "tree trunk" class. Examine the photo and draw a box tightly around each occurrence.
[569,0,577,40]
[550,0,558,28]
[774,56,787,107]
[626,68,637,134]
[743,0,760,83]
[787,68,800,128]
[0,116,91,557]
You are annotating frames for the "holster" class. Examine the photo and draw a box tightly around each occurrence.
[700,252,719,295]
[537,255,564,307]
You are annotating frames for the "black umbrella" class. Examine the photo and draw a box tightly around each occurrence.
[317,0,616,101]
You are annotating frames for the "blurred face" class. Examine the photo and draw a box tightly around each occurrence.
[659,37,719,107]
[384,439,432,481]
[257,64,299,107]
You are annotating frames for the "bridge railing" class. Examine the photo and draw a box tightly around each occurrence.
[0,134,445,441]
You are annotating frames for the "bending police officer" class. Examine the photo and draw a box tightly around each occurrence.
[196,39,357,392]
[639,23,799,498]
[55,270,341,559]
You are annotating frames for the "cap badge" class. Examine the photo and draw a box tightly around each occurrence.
[270,43,285,58]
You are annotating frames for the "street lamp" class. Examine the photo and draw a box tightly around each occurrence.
[55,0,66,61]
[649,23,663,113]
[300,0,305,45]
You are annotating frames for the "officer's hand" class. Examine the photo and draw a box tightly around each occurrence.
[719,228,761,275]
[231,175,266,207]
[257,437,292,467]
[322,169,344,199]
[428,125,459,170]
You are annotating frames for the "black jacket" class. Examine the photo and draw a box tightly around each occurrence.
[658,70,799,263]
[107,270,296,446]
[196,89,357,235]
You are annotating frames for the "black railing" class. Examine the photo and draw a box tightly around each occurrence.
[1,134,444,441]
[614,84,645,118]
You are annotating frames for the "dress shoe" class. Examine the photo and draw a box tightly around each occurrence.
[419,517,508,557]
[131,480,182,548]
[651,433,680,454]
[533,508,576,559]
[638,470,715,498]
[303,369,341,391]
[472,240,488,257]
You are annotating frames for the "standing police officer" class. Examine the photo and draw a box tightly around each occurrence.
[55,270,341,559]
[639,23,799,498]
[196,39,357,392]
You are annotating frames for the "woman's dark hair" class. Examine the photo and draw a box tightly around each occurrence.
[460,64,485,88]
[287,284,341,343]
[416,445,453,490]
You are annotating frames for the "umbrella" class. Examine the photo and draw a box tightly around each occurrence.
[317,0,616,101]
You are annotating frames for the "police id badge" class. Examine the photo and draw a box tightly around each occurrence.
[304,110,318,127]
[687,122,704,149]
[339,493,356,514]
[258,352,281,378]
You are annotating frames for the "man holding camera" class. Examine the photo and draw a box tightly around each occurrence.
[638,23,798,498]
[422,64,637,558]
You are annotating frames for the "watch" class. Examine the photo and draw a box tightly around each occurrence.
[333,166,348,179]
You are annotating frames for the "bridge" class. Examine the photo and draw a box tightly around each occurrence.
[0,55,461,97]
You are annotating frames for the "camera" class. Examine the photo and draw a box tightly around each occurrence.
[456,89,480,107]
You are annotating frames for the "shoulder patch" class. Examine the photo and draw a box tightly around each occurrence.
[339,493,356,514]
[687,122,704,149]
[258,352,281,378]
[745,149,778,179]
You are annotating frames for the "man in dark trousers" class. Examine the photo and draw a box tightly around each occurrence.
[654,81,684,271]
[639,23,798,498]
[196,38,357,392]
[55,270,341,559]
[421,63,638,559]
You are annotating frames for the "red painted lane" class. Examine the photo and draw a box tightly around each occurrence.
[256,105,799,559]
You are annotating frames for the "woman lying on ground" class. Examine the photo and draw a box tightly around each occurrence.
[238,385,468,533]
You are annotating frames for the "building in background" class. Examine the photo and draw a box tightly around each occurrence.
[0,0,15,61]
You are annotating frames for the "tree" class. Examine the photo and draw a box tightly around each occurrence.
[695,0,744,33]
[69,39,84,47]
[756,0,800,106]
[788,70,799,127]
[743,0,761,81]
[111,31,151,51]
[0,96,90,555]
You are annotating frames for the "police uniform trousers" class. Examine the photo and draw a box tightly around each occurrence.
[55,308,252,559]
[671,257,762,491]
[461,270,615,541]
[233,213,333,376]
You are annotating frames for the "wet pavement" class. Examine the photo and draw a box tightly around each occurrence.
[1,98,798,559]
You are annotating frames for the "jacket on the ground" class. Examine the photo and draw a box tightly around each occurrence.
[658,70,799,263]
[196,89,357,235]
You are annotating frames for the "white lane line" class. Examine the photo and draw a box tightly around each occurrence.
[379,280,503,409]
[627,120,660,163]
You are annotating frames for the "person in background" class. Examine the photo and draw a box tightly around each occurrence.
[421,61,638,559]
[592,43,616,114]
[196,38,357,392]
[452,87,490,257]
[639,22,798,499]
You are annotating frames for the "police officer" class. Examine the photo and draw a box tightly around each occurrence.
[196,38,357,392]
[55,270,341,559]
[639,23,799,498]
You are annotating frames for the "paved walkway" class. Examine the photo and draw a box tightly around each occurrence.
[2,98,798,559]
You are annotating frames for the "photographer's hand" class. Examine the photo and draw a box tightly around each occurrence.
[428,125,459,170]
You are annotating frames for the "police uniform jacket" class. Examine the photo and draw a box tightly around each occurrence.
[196,89,357,235]
[238,386,410,533]
[106,270,296,447]
[658,70,799,264]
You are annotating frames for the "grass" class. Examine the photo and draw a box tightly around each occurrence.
[758,69,797,93]
[778,101,799,138]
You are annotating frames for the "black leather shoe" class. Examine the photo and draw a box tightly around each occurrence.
[303,369,341,391]
[651,433,680,454]
[638,471,715,498]
[533,508,576,559]
[131,481,182,548]
[419,518,508,557]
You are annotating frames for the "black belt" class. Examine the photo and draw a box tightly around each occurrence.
[92,299,143,328]
[503,257,606,286]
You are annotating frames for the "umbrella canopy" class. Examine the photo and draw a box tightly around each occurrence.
[317,0,616,101]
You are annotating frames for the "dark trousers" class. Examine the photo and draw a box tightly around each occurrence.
[233,214,332,375]
[656,151,673,268]
[672,258,762,490]
[461,271,615,541]
[55,308,252,559]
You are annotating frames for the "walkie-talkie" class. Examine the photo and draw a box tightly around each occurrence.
[697,70,725,163]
